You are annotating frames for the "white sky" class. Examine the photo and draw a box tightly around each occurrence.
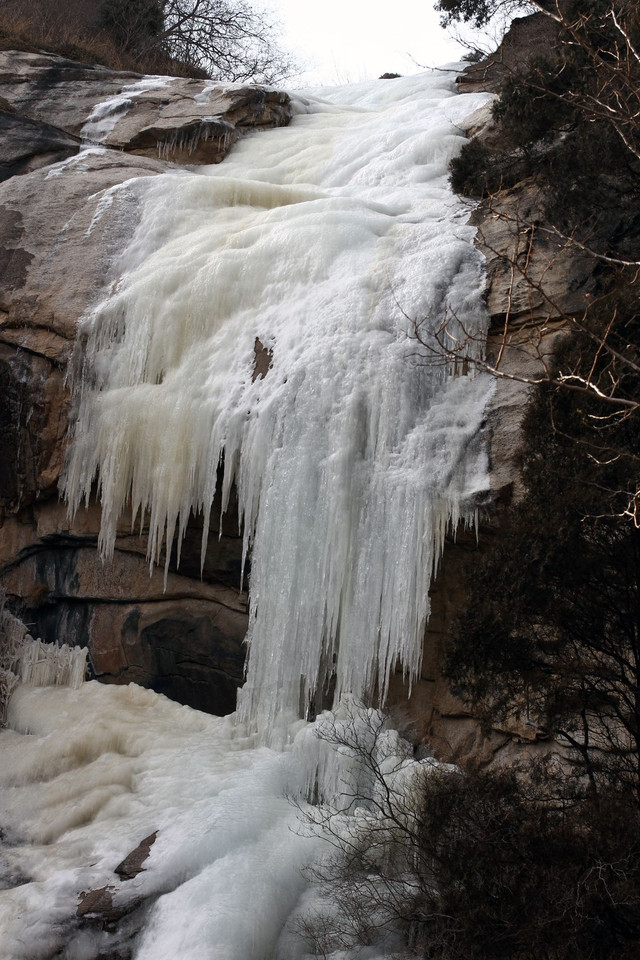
[267,0,474,86]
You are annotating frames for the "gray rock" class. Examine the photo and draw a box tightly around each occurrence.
[0,109,80,182]
[0,50,291,164]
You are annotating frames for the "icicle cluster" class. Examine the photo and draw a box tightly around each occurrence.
[157,118,235,160]
[0,590,87,724]
[64,72,493,732]
[0,593,24,725]
[19,639,88,690]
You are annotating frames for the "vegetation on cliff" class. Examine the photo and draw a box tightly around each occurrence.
[300,707,640,959]
[449,0,640,233]
[0,0,293,80]
[419,3,640,955]
[444,0,640,769]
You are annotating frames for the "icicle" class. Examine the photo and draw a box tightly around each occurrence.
[0,588,87,725]
[19,639,87,690]
[0,591,30,725]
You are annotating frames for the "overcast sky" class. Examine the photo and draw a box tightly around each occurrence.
[268,0,476,86]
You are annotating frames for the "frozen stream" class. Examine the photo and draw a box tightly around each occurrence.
[1,70,491,958]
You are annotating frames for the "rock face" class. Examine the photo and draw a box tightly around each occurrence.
[0,109,81,181]
[0,50,290,163]
[388,12,607,765]
[456,11,561,95]
[0,50,292,715]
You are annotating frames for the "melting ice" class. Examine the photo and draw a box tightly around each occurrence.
[64,71,493,732]
[0,70,493,958]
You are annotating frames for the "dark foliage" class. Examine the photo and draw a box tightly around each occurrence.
[449,138,496,195]
[446,303,640,790]
[301,711,640,959]
[416,770,640,959]
[99,0,164,52]
[451,1,640,243]
[436,0,529,28]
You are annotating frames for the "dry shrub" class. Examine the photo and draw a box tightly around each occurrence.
[0,0,206,77]
[298,711,640,960]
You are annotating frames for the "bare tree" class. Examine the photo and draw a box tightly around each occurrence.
[155,0,295,82]
[0,0,295,82]
[294,702,640,959]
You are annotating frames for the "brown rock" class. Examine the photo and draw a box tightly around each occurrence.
[77,885,117,919]
[1,521,248,714]
[457,12,561,95]
[115,831,157,881]
[252,337,274,382]
[76,882,145,933]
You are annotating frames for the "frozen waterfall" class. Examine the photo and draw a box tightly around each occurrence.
[0,68,493,960]
[64,71,492,734]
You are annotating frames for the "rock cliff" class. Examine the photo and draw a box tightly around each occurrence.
[0,23,607,750]
[389,14,608,762]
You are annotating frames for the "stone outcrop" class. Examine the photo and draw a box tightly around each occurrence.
[0,50,290,163]
[456,11,561,95]
[0,50,293,715]
[114,831,158,881]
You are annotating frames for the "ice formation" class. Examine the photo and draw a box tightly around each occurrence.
[81,76,177,144]
[0,684,449,960]
[0,69,494,958]
[64,71,493,734]
[0,592,87,725]
[0,683,321,960]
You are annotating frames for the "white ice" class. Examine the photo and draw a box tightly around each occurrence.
[0,684,435,960]
[4,63,497,960]
[63,70,493,737]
